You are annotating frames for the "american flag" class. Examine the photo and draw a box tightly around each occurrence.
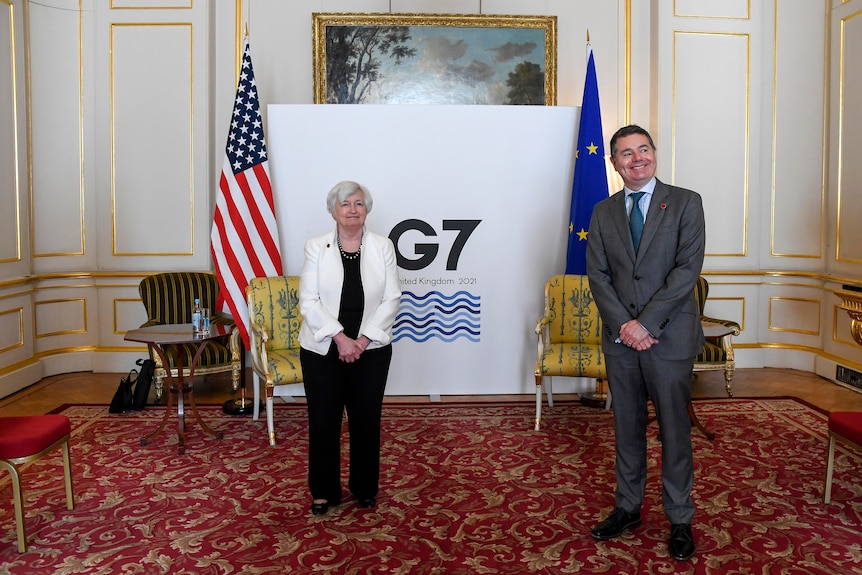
[211,38,283,348]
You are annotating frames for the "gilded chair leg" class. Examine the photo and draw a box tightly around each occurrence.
[6,465,26,553]
[231,362,241,393]
[153,367,166,401]
[266,382,277,446]
[62,440,75,510]
[230,328,242,393]
[724,368,734,397]
[267,397,276,446]
[535,374,543,431]
[824,434,836,503]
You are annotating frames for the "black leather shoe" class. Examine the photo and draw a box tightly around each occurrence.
[669,524,696,561]
[357,497,376,509]
[311,501,330,515]
[591,508,641,540]
[311,497,340,516]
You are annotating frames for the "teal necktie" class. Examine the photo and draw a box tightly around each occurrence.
[629,192,645,253]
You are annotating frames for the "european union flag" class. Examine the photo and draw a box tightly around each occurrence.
[565,47,609,274]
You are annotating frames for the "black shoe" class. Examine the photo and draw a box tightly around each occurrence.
[669,524,696,561]
[357,497,376,509]
[310,497,340,516]
[311,501,330,515]
[591,508,641,540]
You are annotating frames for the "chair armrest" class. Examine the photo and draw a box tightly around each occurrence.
[140,319,164,328]
[248,320,271,377]
[535,316,550,363]
[211,312,236,327]
[535,316,550,335]
[229,326,242,362]
[701,315,741,335]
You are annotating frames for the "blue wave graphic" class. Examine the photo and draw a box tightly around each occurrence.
[402,290,479,301]
[395,290,480,343]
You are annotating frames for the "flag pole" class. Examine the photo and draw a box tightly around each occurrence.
[216,28,280,416]
[565,31,611,407]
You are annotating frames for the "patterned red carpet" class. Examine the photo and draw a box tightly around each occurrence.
[0,399,860,574]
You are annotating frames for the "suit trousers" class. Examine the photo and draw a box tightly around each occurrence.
[606,346,695,524]
[301,344,392,502]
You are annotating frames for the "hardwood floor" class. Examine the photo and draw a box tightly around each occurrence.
[2,367,862,417]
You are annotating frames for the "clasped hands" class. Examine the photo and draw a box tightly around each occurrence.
[619,320,659,351]
[334,332,370,363]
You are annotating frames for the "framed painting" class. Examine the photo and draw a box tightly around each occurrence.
[312,13,557,105]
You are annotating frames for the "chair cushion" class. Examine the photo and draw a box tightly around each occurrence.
[0,415,71,459]
[829,411,862,446]
[695,340,726,363]
[266,349,303,385]
[538,343,606,379]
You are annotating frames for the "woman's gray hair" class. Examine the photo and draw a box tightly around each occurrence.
[326,180,373,214]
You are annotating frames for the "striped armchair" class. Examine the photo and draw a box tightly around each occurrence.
[693,276,741,396]
[138,272,241,401]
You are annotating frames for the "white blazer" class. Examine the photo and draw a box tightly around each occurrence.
[299,230,402,355]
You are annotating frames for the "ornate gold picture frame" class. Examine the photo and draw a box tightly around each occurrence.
[312,13,557,105]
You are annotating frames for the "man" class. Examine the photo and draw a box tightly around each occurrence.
[585,125,705,561]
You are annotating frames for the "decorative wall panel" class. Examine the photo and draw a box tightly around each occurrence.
[768,297,821,335]
[0,308,24,353]
[837,10,862,263]
[34,298,87,337]
[771,0,827,258]
[0,0,21,265]
[113,297,144,334]
[674,0,749,19]
[673,31,749,257]
[111,0,192,8]
[29,1,85,257]
[111,23,194,256]
[704,296,746,332]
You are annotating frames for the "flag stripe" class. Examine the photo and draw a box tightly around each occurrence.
[211,39,283,348]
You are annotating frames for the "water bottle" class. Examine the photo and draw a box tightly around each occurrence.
[192,298,202,334]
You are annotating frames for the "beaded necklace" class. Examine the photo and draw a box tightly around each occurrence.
[337,235,361,260]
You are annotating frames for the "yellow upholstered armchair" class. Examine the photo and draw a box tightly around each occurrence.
[138,272,241,401]
[534,274,607,431]
[693,276,741,396]
[247,276,304,446]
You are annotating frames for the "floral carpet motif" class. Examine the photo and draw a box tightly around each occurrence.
[0,399,861,574]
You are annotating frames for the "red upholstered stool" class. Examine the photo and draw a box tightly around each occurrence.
[824,411,862,504]
[0,415,75,552]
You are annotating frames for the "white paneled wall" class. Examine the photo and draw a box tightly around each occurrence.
[0,0,861,399]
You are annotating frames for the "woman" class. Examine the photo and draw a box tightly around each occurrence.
[299,180,402,516]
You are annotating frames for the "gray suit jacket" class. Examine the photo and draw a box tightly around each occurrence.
[586,178,705,361]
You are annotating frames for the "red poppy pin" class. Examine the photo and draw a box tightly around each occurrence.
[660,203,667,209]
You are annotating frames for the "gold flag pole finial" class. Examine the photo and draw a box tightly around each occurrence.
[587,29,590,44]
[244,23,249,39]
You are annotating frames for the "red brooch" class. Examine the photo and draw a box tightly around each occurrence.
[326,243,331,248]
[660,203,667,209]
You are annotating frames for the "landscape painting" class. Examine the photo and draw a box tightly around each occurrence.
[312,13,557,105]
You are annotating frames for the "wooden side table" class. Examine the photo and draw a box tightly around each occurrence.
[124,323,231,454]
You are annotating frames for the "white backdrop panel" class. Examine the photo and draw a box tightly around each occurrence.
[267,105,582,396]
